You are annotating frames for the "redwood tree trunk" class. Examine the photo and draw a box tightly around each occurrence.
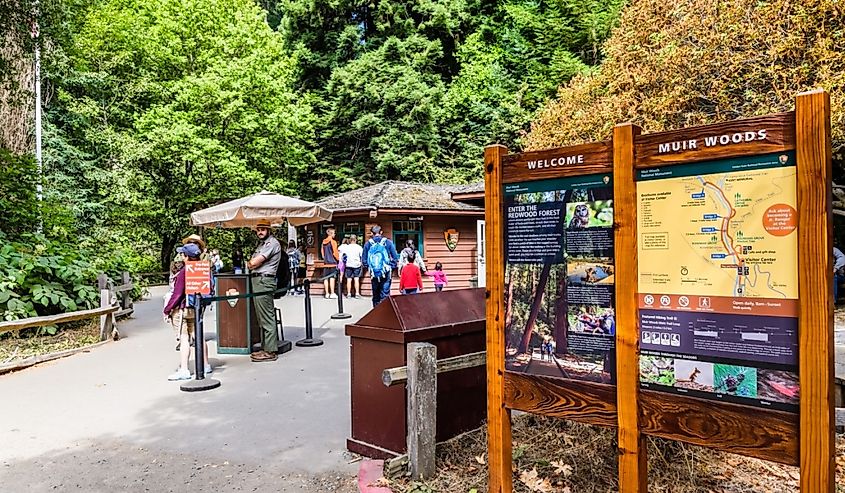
[505,267,515,329]
[518,262,552,354]
[554,269,568,355]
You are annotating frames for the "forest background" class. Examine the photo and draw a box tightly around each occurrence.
[0,0,842,322]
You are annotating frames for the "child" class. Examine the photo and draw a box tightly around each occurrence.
[425,261,448,292]
[399,251,423,294]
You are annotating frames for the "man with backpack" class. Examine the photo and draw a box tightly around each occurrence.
[361,224,400,307]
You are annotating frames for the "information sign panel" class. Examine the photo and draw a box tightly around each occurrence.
[185,260,212,295]
[504,173,616,383]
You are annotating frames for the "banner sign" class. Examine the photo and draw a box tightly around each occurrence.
[185,260,212,295]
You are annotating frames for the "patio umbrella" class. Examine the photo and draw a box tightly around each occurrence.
[190,190,332,228]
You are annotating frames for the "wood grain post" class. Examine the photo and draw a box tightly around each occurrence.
[97,273,108,291]
[121,272,133,309]
[795,89,835,493]
[613,123,647,493]
[99,288,113,342]
[407,342,437,480]
[485,144,513,493]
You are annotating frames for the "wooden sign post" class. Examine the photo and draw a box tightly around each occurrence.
[485,89,834,492]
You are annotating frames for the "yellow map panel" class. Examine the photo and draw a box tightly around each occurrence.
[637,165,798,299]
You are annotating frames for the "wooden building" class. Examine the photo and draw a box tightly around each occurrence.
[301,181,485,297]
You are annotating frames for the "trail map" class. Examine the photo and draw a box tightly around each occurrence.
[637,153,798,302]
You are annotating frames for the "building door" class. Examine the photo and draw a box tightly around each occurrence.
[476,219,486,288]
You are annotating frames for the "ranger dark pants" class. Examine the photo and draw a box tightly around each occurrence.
[251,276,278,353]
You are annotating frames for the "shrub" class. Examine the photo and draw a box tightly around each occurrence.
[0,233,99,330]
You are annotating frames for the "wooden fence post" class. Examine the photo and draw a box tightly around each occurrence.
[99,287,113,342]
[484,144,513,493]
[121,271,133,310]
[407,342,437,480]
[795,89,835,492]
[613,123,647,493]
[97,273,108,291]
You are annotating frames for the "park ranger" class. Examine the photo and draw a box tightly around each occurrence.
[247,222,281,362]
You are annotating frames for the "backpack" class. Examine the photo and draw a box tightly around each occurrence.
[275,248,290,298]
[368,237,391,279]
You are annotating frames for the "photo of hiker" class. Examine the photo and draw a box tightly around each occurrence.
[567,305,615,336]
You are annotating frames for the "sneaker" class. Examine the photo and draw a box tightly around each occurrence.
[329,293,338,299]
[167,369,191,381]
[204,364,213,376]
[354,295,361,299]
[324,293,330,299]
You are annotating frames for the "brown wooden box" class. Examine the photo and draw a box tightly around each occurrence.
[345,288,487,459]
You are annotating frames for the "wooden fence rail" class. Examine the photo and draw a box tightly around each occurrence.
[1,271,133,341]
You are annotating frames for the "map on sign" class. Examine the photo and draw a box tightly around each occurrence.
[637,152,798,301]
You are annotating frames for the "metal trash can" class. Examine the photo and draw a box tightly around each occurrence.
[345,288,486,459]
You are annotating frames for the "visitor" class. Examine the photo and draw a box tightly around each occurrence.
[321,227,340,299]
[164,242,212,380]
[362,225,400,307]
[399,251,423,295]
[398,239,426,274]
[425,261,448,292]
[287,240,301,295]
[339,234,363,298]
[247,222,282,362]
[210,249,223,273]
[163,258,184,349]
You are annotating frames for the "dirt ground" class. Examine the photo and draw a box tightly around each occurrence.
[387,414,845,493]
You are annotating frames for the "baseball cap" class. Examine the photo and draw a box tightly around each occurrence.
[177,243,202,258]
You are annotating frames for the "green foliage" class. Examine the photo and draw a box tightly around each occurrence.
[0,233,99,329]
[525,0,845,176]
[0,150,38,238]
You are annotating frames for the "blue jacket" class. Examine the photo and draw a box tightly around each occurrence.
[361,235,400,271]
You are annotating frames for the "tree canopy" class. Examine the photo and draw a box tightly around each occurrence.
[524,0,845,174]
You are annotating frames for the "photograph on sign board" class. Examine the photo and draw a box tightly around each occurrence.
[565,200,613,229]
[567,305,615,336]
[757,369,799,405]
[566,257,614,285]
[673,359,715,393]
[504,174,615,383]
[714,364,758,397]
[640,355,676,386]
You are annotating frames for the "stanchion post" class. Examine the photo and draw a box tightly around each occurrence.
[296,279,324,347]
[181,294,221,392]
[332,269,352,320]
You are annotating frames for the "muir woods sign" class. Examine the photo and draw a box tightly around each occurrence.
[483,89,834,493]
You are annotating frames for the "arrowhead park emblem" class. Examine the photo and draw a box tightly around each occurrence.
[444,228,459,252]
[226,288,239,307]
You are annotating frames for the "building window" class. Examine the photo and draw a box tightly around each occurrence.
[393,220,423,255]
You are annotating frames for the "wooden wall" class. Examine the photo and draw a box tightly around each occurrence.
[304,214,481,296]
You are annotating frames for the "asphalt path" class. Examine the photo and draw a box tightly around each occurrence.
[0,285,375,492]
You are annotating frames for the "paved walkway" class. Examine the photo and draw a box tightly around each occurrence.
[0,286,376,492]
